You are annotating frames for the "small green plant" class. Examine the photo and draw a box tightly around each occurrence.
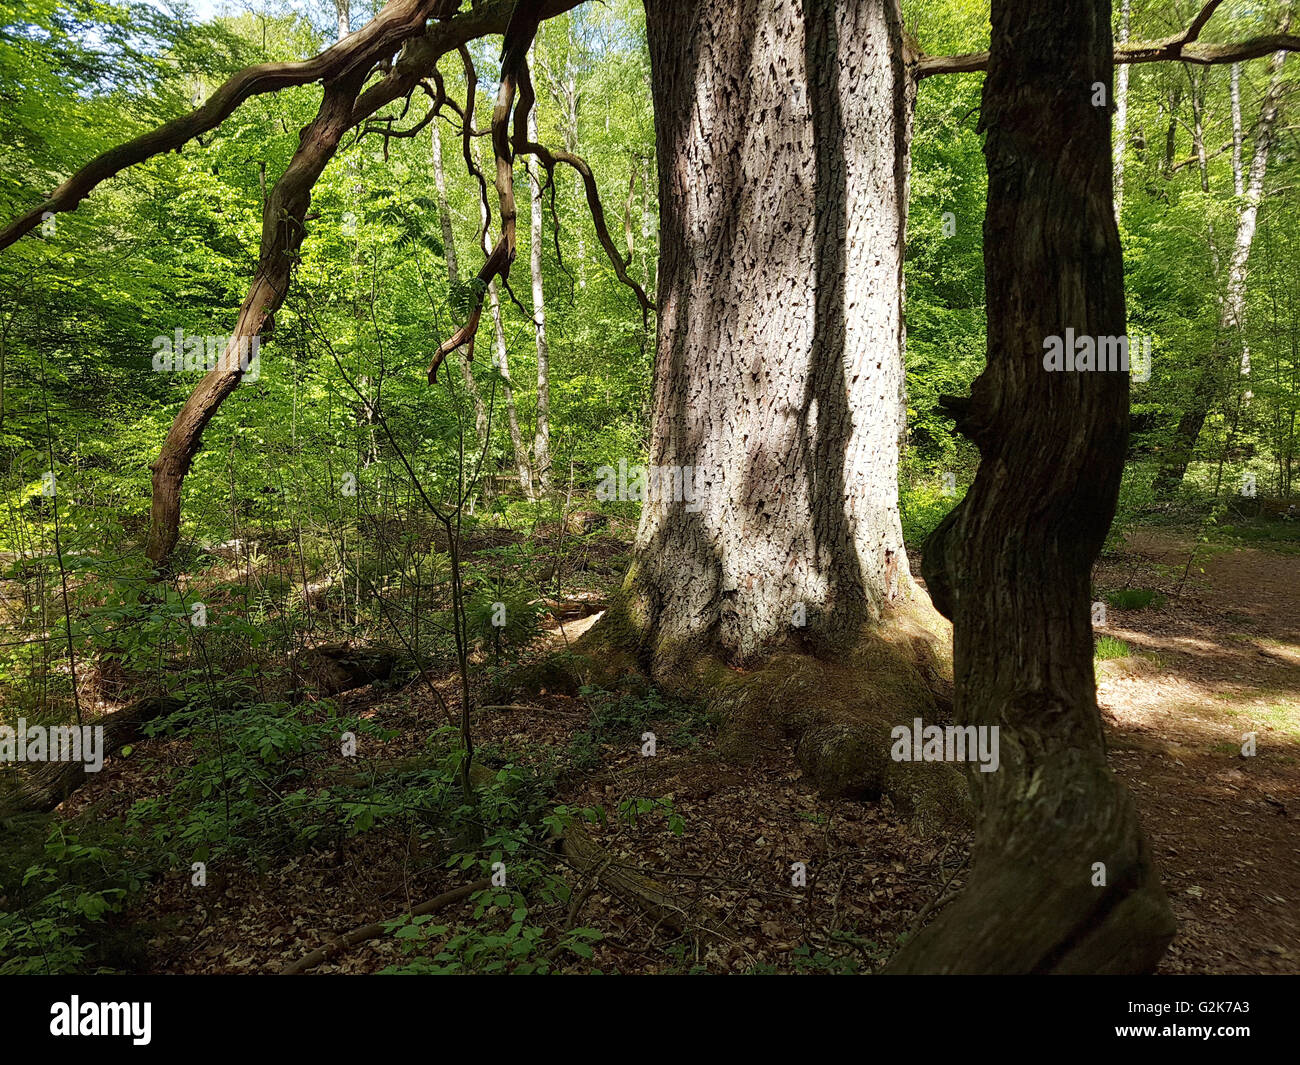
[0,824,144,975]
[1094,635,1131,660]
[463,582,547,662]
[568,684,712,768]
[379,760,607,975]
[1104,588,1166,610]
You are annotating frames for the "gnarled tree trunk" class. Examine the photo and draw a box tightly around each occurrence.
[888,0,1175,973]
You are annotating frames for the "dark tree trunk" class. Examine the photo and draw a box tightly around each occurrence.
[888,0,1175,972]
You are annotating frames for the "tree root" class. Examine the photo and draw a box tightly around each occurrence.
[511,593,971,832]
[280,878,491,975]
[559,819,729,940]
[884,750,1175,973]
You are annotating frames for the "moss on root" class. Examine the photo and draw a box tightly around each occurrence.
[507,590,969,832]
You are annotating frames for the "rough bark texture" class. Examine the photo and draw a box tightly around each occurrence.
[0,696,183,818]
[888,0,1175,973]
[546,0,965,822]
[631,0,918,667]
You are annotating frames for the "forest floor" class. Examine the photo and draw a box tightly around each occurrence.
[49,523,1300,974]
[1093,527,1300,975]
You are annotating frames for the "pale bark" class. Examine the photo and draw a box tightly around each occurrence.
[1113,0,1130,220]
[1155,42,1289,497]
[527,98,553,494]
[641,154,654,297]
[132,1,588,566]
[1231,62,1244,198]
[1224,52,1285,338]
[479,140,533,499]
[631,0,917,664]
[540,36,585,286]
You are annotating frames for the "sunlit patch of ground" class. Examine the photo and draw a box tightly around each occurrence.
[1094,527,1300,974]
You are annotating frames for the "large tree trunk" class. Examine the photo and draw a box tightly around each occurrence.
[1153,37,1289,499]
[887,0,1175,973]
[629,0,918,666]
[562,0,964,822]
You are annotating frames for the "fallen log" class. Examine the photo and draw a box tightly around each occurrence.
[293,642,401,695]
[0,696,183,818]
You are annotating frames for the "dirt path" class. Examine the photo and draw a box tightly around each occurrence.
[1095,527,1300,974]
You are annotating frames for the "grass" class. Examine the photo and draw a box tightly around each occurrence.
[1094,635,1132,661]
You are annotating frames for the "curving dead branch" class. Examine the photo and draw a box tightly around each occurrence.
[917,0,1300,79]
[0,0,466,252]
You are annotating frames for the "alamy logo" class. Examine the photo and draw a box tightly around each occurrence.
[152,329,261,381]
[596,459,707,512]
[1042,329,1151,382]
[50,997,151,1045]
[890,718,1000,773]
[0,718,104,772]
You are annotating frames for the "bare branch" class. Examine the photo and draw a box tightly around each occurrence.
[512,58,654,324]
[427,6,543,383]
[917,1,1299,80]
[0,0,462,251]
[0,0,584,252]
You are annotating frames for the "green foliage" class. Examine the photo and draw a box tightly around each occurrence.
[1104,588,1166,610]
[463,581,547,661]
[568,684,712,769]
[1093,635,1132,661]
[0,820,144,974]
[899,466,963,545]
[125,692,386,868]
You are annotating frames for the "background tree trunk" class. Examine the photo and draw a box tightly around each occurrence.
[1113,0,1129,220]
[889,0,1175,973]
[527,94,552,494]
[478,140,533,500]
[1154,40,1289,499]
[432,120,489,455]
[629,0,919,666]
